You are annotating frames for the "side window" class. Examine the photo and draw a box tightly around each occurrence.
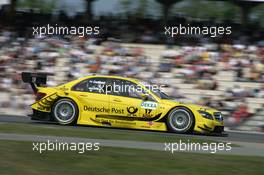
[72,80,87,91]
[86,78,107,94]
[72,78,108,94]
[111,79,142,99]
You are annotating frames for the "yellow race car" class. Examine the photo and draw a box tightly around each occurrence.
[22,72,224,134]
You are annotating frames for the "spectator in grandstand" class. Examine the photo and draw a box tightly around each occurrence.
[255,85,264,98]
[230,101,251,124]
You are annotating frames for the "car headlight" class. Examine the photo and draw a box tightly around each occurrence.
[214,112,223,122]
[198,110,213,120]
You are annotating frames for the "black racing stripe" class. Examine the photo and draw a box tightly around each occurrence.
[31,93,57,106]
[37,101,50,108]
[41,98,53,106]
[96,113,162,121]
[90,117,104,124]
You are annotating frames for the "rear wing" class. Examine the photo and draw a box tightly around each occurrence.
[21,72,50,93]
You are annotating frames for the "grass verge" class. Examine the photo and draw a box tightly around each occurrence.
[0,140,262,175]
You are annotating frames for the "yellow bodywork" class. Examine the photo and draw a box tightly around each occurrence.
[31,75,224,133]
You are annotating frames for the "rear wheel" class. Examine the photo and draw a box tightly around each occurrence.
[52,99,78,125]
[166,107,194,134]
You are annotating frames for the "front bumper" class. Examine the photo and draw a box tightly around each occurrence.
[195,116,224,134]
[197,124,224,133]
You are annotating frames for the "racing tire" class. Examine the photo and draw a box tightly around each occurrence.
[52,99,78,125]
[166,107,195,134]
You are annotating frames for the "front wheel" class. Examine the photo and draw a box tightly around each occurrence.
[166,107,195,134]
[52,99,78,125]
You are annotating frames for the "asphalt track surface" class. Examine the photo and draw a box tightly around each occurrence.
[0,115,263,156]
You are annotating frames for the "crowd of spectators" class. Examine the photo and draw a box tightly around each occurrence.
[162,43,264,125]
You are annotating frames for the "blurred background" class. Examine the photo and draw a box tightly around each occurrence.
[0,0,263,132]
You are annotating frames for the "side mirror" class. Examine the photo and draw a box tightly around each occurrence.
[140,93,148,101]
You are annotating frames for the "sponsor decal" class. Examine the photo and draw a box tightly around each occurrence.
[141,101,157,109]
[84,106,124,114]
[88,86,102,91]
[87,79,106,92]
[111,108,124,114]
[89,80,106,84]
[90,117,113,125]
[148,121,154,126]
[127,106,138,116]
[143,109,153,118]
[84,106,110,113]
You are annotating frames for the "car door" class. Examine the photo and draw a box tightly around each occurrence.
[108,78,159,120]
[71,77,110,120]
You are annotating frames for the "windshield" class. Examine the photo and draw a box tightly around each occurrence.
[151,88,171,99]
[139,81,171,99]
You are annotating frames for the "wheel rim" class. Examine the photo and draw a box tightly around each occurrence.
[170,109,191,132]
[54,101,75,123]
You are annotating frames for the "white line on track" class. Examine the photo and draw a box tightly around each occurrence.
[0,133,263,157]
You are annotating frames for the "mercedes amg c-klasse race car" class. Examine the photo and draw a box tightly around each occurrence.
[22,72,224,134]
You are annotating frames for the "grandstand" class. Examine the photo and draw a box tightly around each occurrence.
[0,39,263,132]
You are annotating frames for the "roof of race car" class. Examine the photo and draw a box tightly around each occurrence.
[79,74,139,81]
[65,75,140,86]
